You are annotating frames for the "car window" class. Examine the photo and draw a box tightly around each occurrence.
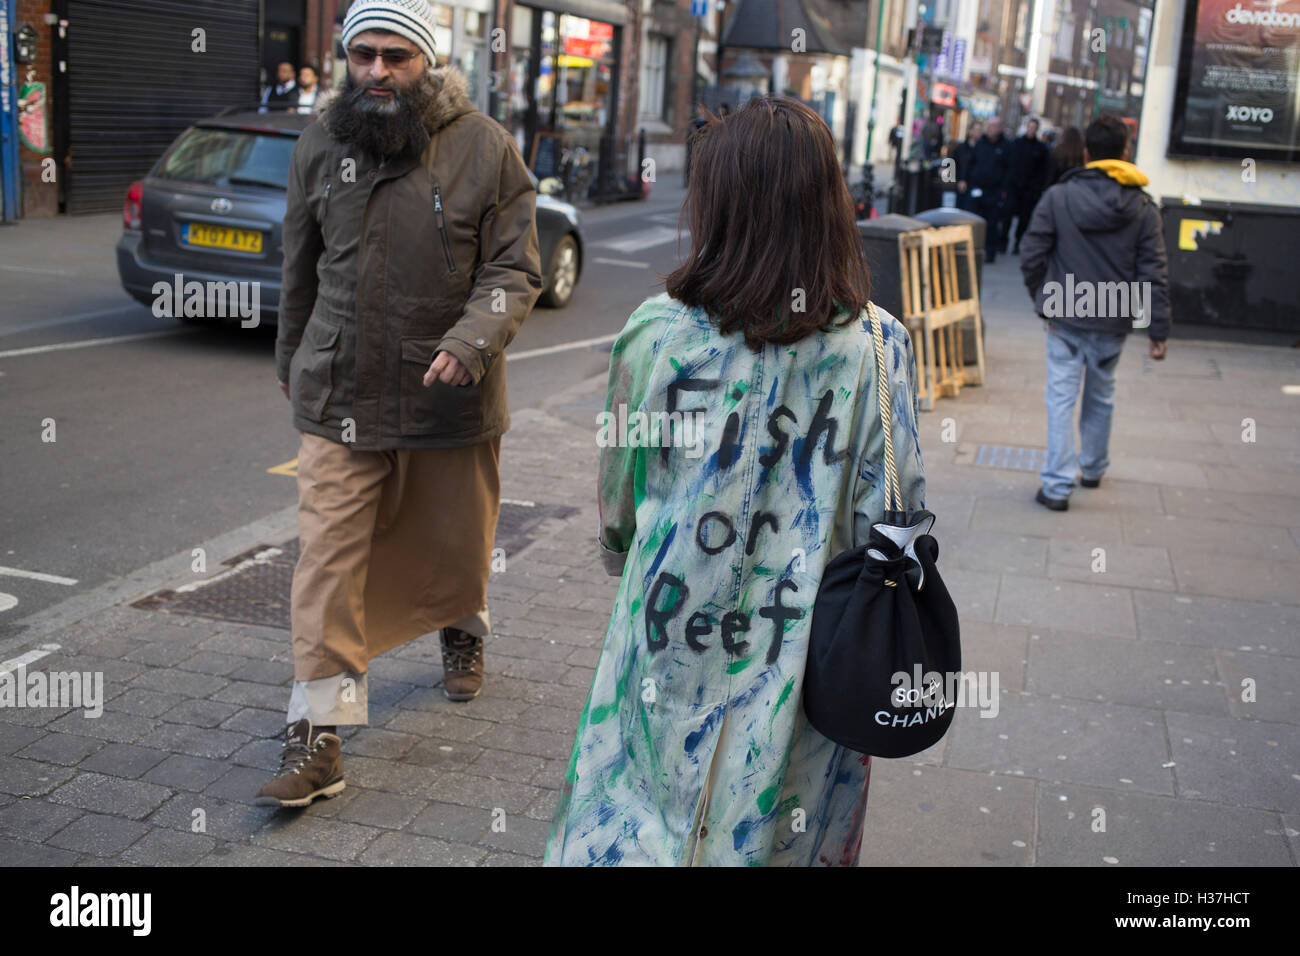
[156,127,297,190]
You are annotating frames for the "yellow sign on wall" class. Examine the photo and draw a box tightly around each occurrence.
[1178,219,1223,251]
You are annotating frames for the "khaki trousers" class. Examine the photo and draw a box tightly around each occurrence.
[286,430,501,726]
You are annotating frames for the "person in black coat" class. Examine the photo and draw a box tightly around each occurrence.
[1007,118,1050,254]
[968,117,1013,263]
[261,61,298,111]
[953,121,983,212]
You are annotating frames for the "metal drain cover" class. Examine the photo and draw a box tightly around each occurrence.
[973,444,1048,471]
[132,501,578,629]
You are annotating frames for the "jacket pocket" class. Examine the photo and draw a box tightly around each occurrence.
[290,319,340,421]
[399,336,483,436]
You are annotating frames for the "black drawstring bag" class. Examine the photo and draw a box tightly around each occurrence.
[803,302,961,759]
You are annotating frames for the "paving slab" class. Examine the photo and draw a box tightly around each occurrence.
[1035,783,1293,867]
[943,693,1173,796]
[860,761,1037,866]
[1132,590,1300,655]
[1165,712,1300,814]
[1046,537,1176,591]
[1215,649,1300,722]
[996,576,1137,638]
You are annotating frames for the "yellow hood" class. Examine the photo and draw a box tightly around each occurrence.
[1086,159,1149,187]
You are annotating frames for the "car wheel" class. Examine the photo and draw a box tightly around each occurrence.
[539,235,579,309]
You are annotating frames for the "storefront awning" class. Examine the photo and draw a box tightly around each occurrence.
[519,0,628,27]
[721,0,867,55]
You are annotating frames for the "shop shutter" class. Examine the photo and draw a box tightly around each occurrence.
[65,0,259,214]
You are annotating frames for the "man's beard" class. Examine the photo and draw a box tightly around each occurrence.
[324,70,437,160]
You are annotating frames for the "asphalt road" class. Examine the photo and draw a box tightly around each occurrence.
[0,179,690,636]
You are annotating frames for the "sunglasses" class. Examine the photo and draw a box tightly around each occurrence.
[346,44,422,68]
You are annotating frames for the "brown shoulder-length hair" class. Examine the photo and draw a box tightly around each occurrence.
[1053,126,1086,175]
[664,96,871,351]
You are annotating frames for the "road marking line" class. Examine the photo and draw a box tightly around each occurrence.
[267,458,299,476]
[506,333,619,361]
[0,644,63,676]
[594,225,683,253]
[0,305,142,338]
[175,547,283,593]
[0,264,76,276]
[502,498,535,507]
[0,566,78,585]
[591,257,650,268]
[0,327,196,360]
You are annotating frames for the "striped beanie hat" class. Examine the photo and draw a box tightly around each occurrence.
[342,0,438,69]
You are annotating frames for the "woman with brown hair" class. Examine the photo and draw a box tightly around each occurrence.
[1047,125,1086,186]
[544,96,927,866]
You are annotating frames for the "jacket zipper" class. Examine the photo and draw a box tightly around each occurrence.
[322,181,331,225]
[432,183,457,274]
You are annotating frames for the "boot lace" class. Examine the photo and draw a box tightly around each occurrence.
[277,736,325,776]
[442,634,482,672]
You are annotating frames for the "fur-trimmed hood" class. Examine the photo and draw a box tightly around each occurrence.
[315,65,477,138]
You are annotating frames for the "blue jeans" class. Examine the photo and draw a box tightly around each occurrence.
[1041,322,1126,500]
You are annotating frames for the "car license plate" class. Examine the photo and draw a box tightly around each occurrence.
[182,222,263,253]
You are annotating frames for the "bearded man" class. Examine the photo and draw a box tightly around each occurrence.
[257,0,542,807]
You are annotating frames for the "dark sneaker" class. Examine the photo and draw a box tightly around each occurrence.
[1080,476,1101,488]
[254,719,344,807]
[440,627,484,701]
[1035,488,1069,511]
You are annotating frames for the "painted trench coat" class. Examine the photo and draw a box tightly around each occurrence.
[544,292,927,866]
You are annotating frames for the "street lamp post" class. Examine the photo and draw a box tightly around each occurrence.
[864,0,887,159]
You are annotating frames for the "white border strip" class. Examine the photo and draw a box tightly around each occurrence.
[0,644,62,676]
[506,333,618,362]
[0,328,195,360]
[0,566,78,586]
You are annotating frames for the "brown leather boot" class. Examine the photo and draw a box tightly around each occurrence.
[440,627,484,701]
[253,718,345,807]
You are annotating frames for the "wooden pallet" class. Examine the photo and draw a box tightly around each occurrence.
[897,224,987,410]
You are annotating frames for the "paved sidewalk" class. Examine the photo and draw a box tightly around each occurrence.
[1,257,1297,866]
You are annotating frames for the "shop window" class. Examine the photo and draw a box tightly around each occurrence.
[432,3,454,64]
[1013,2,1029,51]
[553,14,614,150]
[640,34,670,122]
[1055,4,1075,62]
[453,9,488,108]
[507,6,534,153]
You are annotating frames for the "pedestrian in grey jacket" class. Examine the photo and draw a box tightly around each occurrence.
[1018,114,1170,512]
